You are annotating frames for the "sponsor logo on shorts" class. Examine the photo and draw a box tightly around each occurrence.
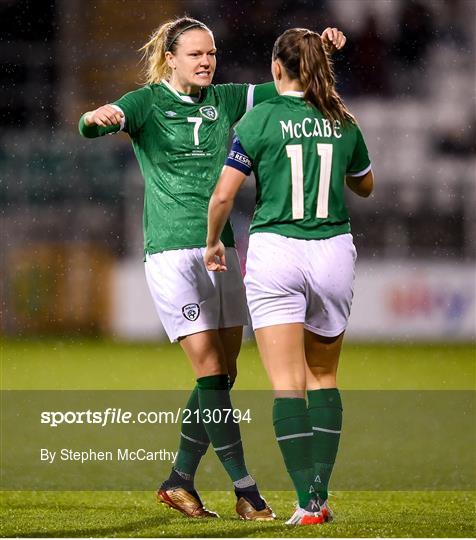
[182,303,200,321]
[199,105,218,121]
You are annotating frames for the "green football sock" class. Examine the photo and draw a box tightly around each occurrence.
[273,397,314,508]
[197,375,249,482]
[174,386,209,479]
[307,388,343,500]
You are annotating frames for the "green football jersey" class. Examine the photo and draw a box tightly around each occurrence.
[79,80,276,254]
[234,93,371,240]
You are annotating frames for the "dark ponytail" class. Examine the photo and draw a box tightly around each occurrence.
[273,28,355,125]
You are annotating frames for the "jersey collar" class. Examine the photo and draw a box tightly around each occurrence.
[161,79,201,103]
[282,90,304,98]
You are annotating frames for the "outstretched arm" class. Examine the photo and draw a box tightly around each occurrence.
[79,87,153,138]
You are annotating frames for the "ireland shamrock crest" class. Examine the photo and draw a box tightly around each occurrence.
[199,106,218,121]
[182,303,200,321]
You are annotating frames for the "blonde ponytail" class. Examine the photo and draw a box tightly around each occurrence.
[139,22,174,84]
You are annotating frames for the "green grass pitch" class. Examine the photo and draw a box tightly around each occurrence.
[1,339,475,537]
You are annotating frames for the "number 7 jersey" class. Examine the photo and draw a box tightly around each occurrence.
[105,80,274,254]
[234,93,371,240]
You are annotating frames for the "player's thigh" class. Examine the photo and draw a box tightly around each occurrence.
[304,233,357,338]
[144,249,219,343]
[245,233,307,330]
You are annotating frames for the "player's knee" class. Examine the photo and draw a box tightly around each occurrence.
[194,352,227,376]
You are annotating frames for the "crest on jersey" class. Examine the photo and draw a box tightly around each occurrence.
[199,105,218,121]
[182,303,200,321]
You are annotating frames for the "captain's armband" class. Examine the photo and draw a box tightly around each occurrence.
[225,136,253,175]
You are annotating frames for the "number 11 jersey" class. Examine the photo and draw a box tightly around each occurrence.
[234,93,371,240]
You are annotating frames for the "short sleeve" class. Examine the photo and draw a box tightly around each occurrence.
[113,86,154,136]
[251,82,277,106]
[213,84,249,125]
[347,127,371,176]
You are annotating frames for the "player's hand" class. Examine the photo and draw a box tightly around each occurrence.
[321,27,347,53]
[204,242,227,272]
[84,105,124,127]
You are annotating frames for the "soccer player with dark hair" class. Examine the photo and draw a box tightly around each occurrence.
[205,27,373,525]
[79,18,346,520]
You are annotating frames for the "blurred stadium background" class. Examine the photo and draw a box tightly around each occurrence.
[1,0,475,343]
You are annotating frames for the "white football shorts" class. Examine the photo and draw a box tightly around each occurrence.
[145,247,249,342]
[244,232,357,337]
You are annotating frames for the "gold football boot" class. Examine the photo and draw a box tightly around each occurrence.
[156,488,219,518]
[235,496,276,521]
